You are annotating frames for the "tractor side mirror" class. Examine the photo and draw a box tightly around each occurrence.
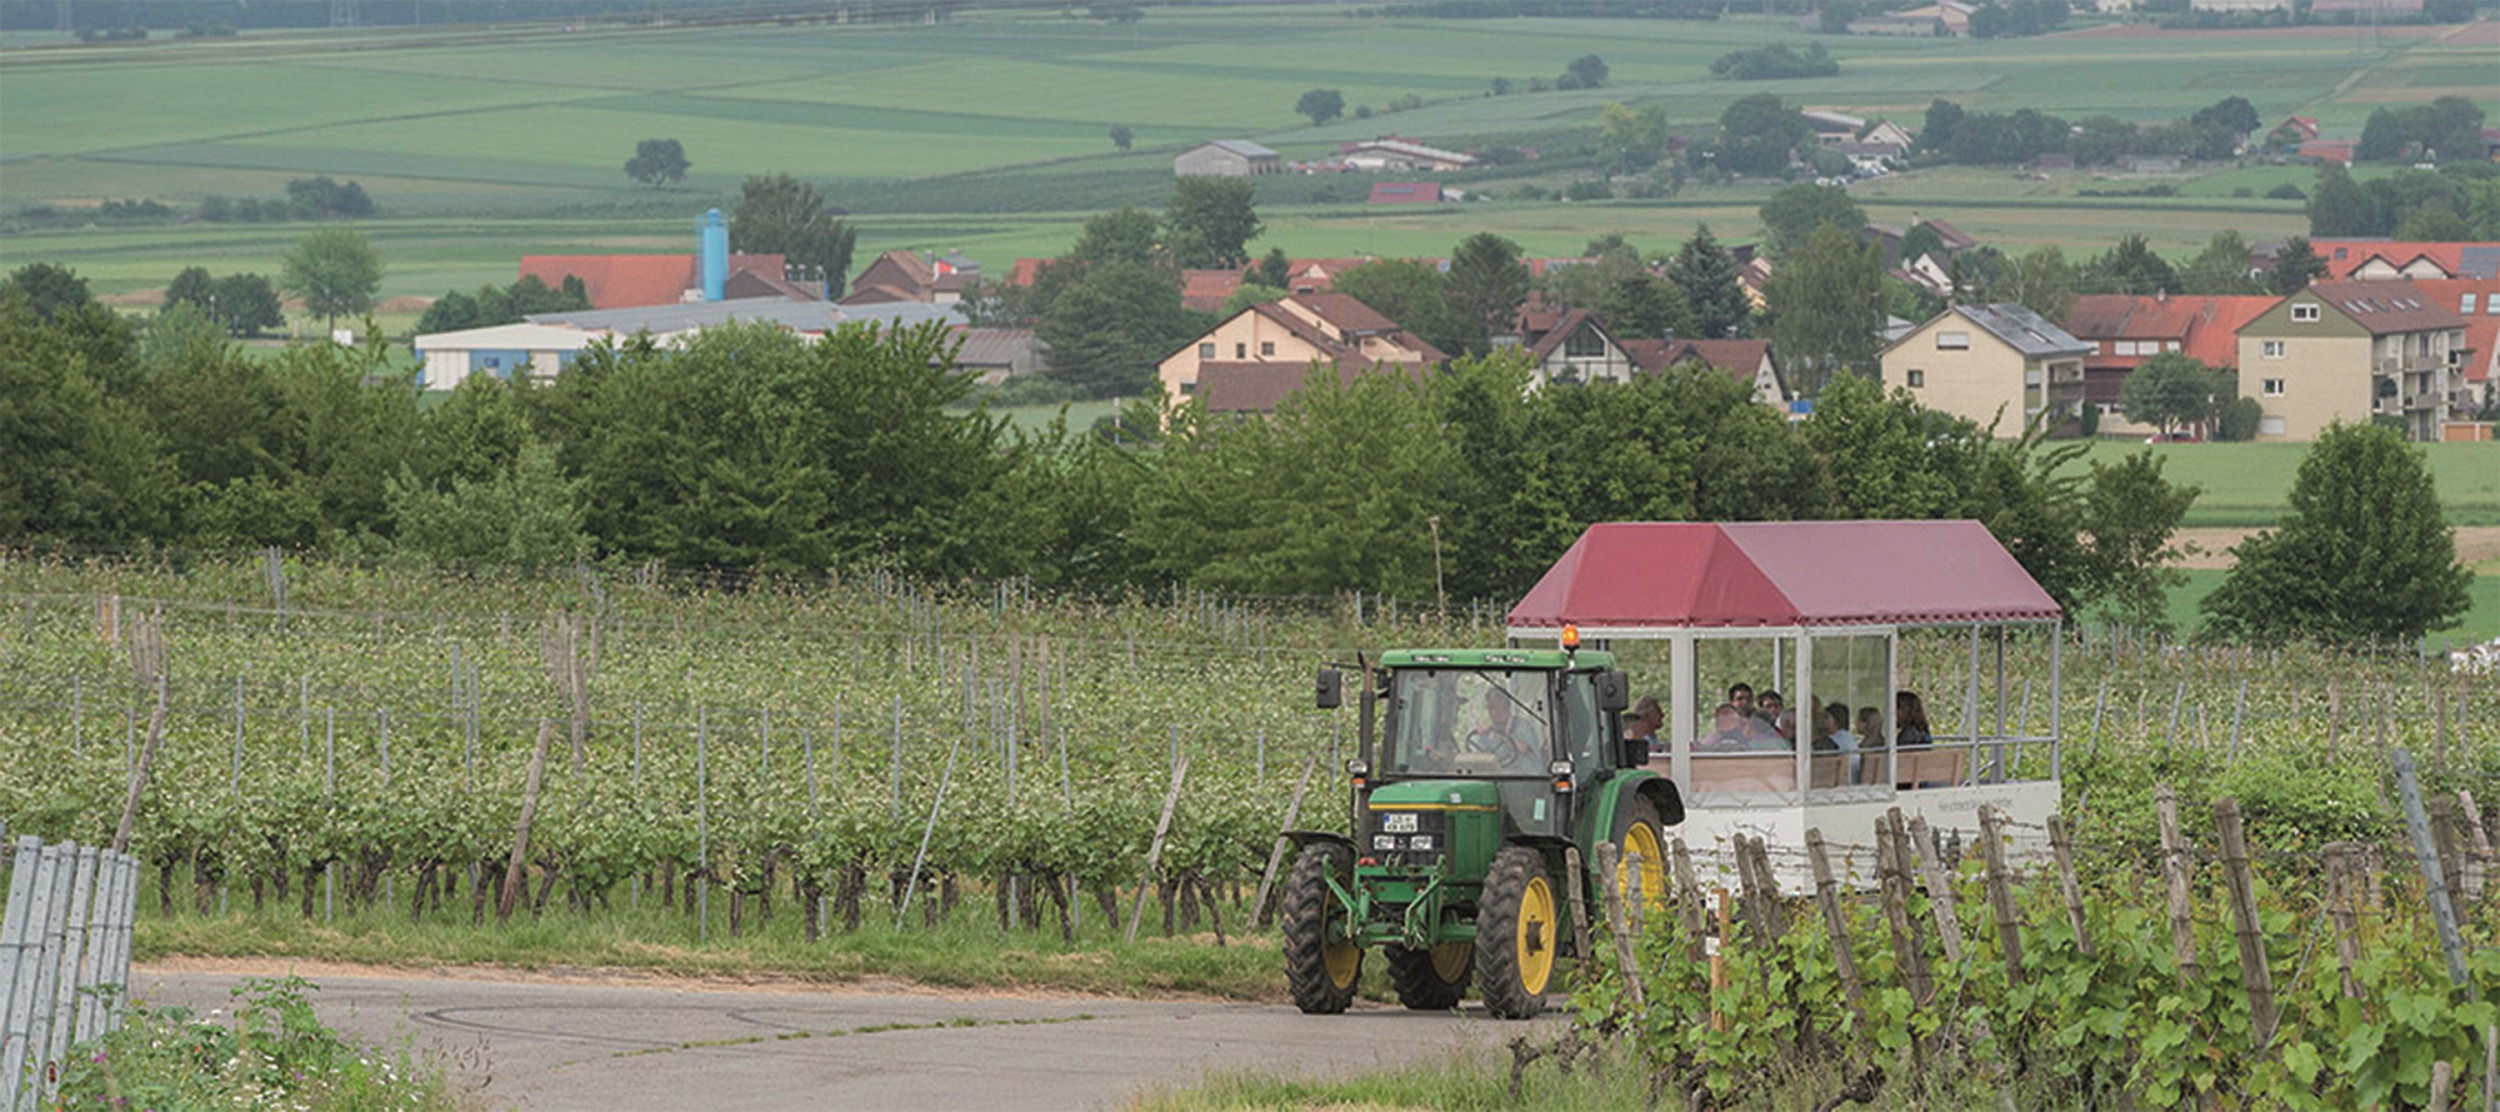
[1595,669,1630,713]
[1314,668,1343,710]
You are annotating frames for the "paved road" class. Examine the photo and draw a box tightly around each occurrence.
[131,964,1552,1111]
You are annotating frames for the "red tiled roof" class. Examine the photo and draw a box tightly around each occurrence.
[1292,291,1403,335]
[2412,277,2500,384]
[2314,240,2500,280]
[518,253,786,310]
[2065,294,2278,370]
[1369,182,1442,204]
[1181,269,1244,313]
[2298,139,2354,163]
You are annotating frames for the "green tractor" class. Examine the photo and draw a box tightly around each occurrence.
[1285,642,1682,1018]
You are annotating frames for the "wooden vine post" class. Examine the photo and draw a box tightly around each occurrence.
[2156,784,2203,984]
[2391,748,2476,998]
[1564,846,1596,970]
[1670,837,1708,963]
[1978,805,2024,983]
[2214,798,2277,1047]
[2323,843,2363,1000]
[1805,828,1866,1022]
[1249,756,1317,929]
[1125,754,1189,944]
[2047,814,2093,956]
[498,719,555,924]
[111,614,169,857]
[1593,842,1647,1013]
[1875,812,1933,1005]
[1906,813,1967,964]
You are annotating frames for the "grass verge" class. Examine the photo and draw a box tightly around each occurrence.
[136,902,1288,1000]
[57,974,466,1111]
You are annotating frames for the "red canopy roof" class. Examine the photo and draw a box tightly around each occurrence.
[1507,521,2062,632]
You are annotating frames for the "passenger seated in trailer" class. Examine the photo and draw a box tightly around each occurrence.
[1728,683,1756,719]
[1895,691,1933,747]
[1742,690,1787,749]
[1699,703,1753,751]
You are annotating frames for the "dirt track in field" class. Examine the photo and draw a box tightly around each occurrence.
[2172,526,2500,570]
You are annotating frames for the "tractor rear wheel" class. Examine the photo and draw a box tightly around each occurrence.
[1613,799,1670,927]
[1385,940,1473,1010]
[1475,846,1557,1019]
[1282,843,1362,1014]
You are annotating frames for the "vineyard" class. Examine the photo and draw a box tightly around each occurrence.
[0,553,2495,1103]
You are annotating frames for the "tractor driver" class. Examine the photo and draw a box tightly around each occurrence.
[1467,689,1541,774]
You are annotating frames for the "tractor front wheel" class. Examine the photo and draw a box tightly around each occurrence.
[1475,846,1557,1019]
[1282,843,1362,1014]
[1385,940,1473,1010]
[1614,799,1671,927]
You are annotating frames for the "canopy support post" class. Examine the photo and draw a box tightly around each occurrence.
[2049,620,2064,782]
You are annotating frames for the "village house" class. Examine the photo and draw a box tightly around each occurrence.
[839,249,977,307]
[2062,293,2280,436]
[1157,293,1444,415]
[1880,303,2092,436]
[2235,279,2465,442]
[1338,137,1477,173]
[1650,338,1788,406]
[518,252,815,310]
[2307,239,2500,281]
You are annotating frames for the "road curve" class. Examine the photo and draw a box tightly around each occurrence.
[131,963,1554,1111]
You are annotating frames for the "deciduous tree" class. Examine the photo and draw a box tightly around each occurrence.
[280,227,382,333]
[730,174,857,297]
[623,139,690,187]
[1329,260,1451,350]
[2080,451,2199,634]
[1761,223,1885,393]
[1715,93,1811,178]
[1296,88,1344,126]
[2116,353,2218,438]
[1164,177,1262,268]
[2202,421,2473,645]
[1757,182,1865,259]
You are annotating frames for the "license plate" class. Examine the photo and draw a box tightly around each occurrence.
[1381,811,1419,833]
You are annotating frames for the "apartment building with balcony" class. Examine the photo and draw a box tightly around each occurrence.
[2234,279,2465,442]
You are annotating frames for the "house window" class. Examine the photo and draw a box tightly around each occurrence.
[2463,294,2478,315]
[1260,340,1275,356]
[1235,342,1247,358]
[2262,340,2285,359]
[1198,342,1215,359]
[1180,380,1196,395]
[2291,304,2321,322]
[2164,341,2180,352]
[2261,378,2286,397]
[1936,331,1970,350]
[1906,369,1926,388]
[1564,326,1605,358]
[2259,416,2286,436]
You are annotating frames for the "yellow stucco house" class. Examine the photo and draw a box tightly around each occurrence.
[1156,293,1445,415]
[1878,303,2092,436]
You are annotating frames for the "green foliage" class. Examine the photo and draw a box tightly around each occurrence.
[2086,234,2181,296]
[280,227,382,331]
[1164,177,1262,269]
[538,321,1018,576]
[1562,54,1608,89]
[55,977,459,1112]
[2080,451,2199,633]
[2270,236,2325,295]
[4,262,94,323]
[1295,88,1345,126]
[1035,260,1203,398]
[2354,96,2487,164]
[1666,225,1750,339]
[2203,422,2474,645]
[1761,223,1886,393]
[2118,352,2219,437]
[388,441,590,568]
[1596,101,1671,173]
[1710,42,1837,80]
[1069,206,1162,266]
[1757,183,1866,260]
[1219,282,1287,317]
[415,274,591,335]
[1991,245,2080,323]
[624,137,690,187]
[1443,232,1530,357]
[730,173,858,297]
[1715,93,1811,178]
[1109,124,1133,151]
[0,295,173,544]
[1329,260,1451,350]
[2180,229,2262,296]
[282,175,373,218]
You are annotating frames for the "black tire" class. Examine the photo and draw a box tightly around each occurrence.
[1612,798,1671,927]
[1282,843,1362,1014]
[1475,846,1558,1019]
[1385,941,1473,1010]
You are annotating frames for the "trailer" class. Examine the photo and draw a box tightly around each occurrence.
[1505,520,2064,887]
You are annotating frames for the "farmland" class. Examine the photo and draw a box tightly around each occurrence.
[3,7,2491,300]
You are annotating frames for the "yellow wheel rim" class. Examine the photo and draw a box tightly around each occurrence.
[1618,822,1670,922]
[1324,924,1361,989]
[1516,875,1556,995]
[1430,940,1471,981]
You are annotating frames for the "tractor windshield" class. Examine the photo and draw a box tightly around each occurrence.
[1384,668,1552,778]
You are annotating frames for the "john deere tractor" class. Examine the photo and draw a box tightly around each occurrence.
[1285,641,1682,1018]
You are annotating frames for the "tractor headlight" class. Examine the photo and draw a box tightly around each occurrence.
[1373,834,1400,851]
[1405,833,1435,852]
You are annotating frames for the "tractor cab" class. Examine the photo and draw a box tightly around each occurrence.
[1289,642,1683,1019]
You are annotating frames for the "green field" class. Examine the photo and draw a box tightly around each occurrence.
[2069,441,2500,527]
[3,9,2489,299]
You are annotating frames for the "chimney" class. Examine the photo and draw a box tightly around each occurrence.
[700,209,728,302]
